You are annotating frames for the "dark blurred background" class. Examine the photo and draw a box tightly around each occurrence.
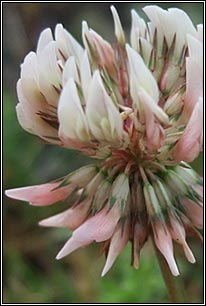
[3,2,203,303]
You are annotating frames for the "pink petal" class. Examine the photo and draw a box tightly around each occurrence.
[132,216,148,269]
[73,204,121,243]
[152,221,180,276]
[169,211,195,263]
[56,204,121,260]
[173,97,203,162]
[182,58,202,121]
[5,182,72,206]
[39,199,91,230]
[139,88,165,151]
[56,236,92,260]
[101,220,130,276]
[182,198,203,229]
[90,30,115,75]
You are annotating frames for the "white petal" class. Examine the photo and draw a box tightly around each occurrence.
[58,78,90,141]
[138,87,169,125]
[130,9,148,50]
[86,71,123,142]
[143,6,196,58]
[126,44,159,106]
[80,50,92,100]
[20,52,38,80]
[197,24,203,42]
[187,34,203,73]
[38,41,62,106]
[143,6,164,55]
[16,82,58,141]
[183,57,202,119]
[55,24,84,63]
[63,56,79,86]
[110,6,125,45]
[36,28,53,54]
[82,21,91,52]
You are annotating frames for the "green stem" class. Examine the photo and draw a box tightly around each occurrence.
[152,238,186,303]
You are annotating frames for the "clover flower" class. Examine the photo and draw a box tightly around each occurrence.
[6,5,203,277]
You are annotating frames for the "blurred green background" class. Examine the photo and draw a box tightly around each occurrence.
[3,2,203,303]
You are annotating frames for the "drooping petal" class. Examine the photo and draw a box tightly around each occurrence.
[57,205,120,259]
[72,204,121,243]
[132,215,148,269]
[56,204,121,259]
[5,182,72,206]
[63,164,98,187]
[152,221,180,276]
[168,211,195,263]
[56,236,92,260]
[182,197,203,229]
[39,199,91,230]
[173,97,203,162]
[101,220,130,276]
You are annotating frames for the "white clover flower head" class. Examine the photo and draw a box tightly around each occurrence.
[6,5,203,277]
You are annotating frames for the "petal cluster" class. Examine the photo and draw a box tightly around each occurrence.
[7,5,203,277]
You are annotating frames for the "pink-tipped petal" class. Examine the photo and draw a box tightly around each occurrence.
[90,29,115,75]
[56,236,92,260]
[138,88,165,152]
[182,244,196,264]
[56,204,121,260]
[132,216,148,269]
[5,182,72,206]
[173,97,203,162]
[39,199,91,230]
[169,211,195,263]
[152,221,180,276]
[182,58,202,120]
[101,220,130,276]
[182,198,203,229]
[73,204,121,243]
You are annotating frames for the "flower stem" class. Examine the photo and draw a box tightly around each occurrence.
[152,238,186,303]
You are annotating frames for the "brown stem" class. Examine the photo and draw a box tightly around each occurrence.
[152,237,186,303]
